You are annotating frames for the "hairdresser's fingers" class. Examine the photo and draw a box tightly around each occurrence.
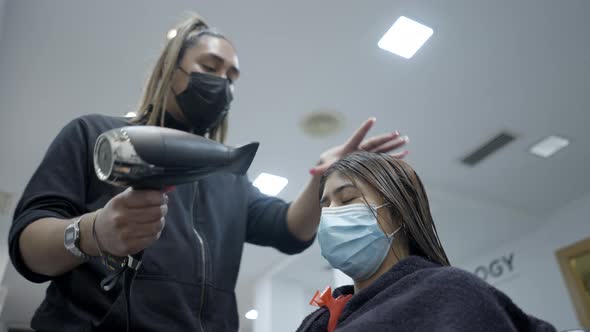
[117,218,166,255]
[311,161,331,176]
[342,117,376,152]
[370,135,409,153]
[360,131,400,151]
[311,118,378,176]
[391,150,410,159]
[126,217,166,239]
[119,188,166,209]
[126,236,161,255]
[126,204,168,224]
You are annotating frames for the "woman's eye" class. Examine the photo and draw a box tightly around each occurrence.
[202,65,215,72]
[342,197,357,205]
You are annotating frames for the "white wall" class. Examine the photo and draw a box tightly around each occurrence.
[253,276,317,332]
[0,0,9,287]
[459,193,590,330]
[0,0,6,43]
[0,194,16,313]
[253,276,272,332]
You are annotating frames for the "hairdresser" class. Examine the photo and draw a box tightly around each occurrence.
[8,14,408,331]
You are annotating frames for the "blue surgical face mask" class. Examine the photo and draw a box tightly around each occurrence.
[318,203,401,281]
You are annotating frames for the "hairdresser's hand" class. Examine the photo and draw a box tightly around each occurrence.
[311,117,409,176]
[94,188,168,256]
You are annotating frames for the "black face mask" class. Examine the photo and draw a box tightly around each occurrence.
[174,68,233,135]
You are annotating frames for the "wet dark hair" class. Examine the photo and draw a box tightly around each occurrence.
[320,151,450,266]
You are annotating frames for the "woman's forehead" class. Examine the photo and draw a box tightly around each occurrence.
[189,35,238,63]
[324,172,374,195]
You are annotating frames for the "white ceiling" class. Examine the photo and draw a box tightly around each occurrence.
[0,0,589,331]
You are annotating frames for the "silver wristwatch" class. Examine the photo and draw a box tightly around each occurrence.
[64,217,90,261]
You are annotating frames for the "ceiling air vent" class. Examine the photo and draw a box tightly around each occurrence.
[461,132,516,166]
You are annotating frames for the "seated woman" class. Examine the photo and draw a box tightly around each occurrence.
[297,151,556,332]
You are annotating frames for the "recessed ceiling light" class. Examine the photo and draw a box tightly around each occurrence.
[245,309,258,320]
[301,110,344,138]
[167,29,178,40]
[377,16,433,59]
[529,136,570,158]
[253,173,288,196]
[124,112,137,118]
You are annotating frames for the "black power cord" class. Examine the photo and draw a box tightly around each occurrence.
[99,252,143,332]
[122,267,137,332]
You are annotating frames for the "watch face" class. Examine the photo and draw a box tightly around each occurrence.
[64,226,76,247]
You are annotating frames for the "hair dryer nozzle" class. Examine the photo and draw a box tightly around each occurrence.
[229,142,260,175]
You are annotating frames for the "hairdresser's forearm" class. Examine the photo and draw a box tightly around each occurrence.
[19,213,99,277]
[286,174,322,241]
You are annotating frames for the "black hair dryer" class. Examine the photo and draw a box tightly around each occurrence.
[94,125,259,189]
[92,125,259,277]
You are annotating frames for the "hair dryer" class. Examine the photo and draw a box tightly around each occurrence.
[93,125,259,189]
